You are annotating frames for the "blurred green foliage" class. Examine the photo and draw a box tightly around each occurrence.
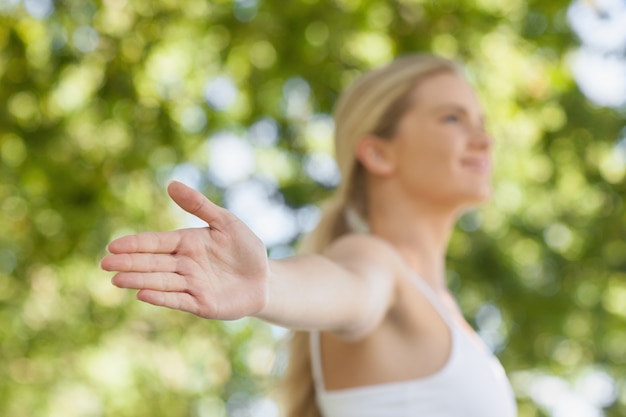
[1,0,625,416]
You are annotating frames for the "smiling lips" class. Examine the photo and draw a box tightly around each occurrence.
[461,157,491,174]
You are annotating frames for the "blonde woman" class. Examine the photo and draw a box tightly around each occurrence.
[101,54,517,417]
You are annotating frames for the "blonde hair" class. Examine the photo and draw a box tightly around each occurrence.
[279,54,461,417]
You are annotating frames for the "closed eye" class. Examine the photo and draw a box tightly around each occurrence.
[443,114,460,123]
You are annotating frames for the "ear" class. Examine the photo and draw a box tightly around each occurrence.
[355,135,395,177]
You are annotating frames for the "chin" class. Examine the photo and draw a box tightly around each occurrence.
[458,189,492,209]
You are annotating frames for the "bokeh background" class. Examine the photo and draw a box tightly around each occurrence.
[2,0,626,416]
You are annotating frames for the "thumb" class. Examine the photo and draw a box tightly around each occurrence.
[167,181,226,227]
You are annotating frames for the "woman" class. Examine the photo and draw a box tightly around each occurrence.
[101,54,518,417]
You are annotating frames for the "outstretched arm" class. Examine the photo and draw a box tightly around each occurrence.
[260,238,399,339]
[101,181,398,338]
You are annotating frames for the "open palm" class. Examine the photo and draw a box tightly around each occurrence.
[101,181,269,320]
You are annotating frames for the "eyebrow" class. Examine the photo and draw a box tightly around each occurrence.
[431,103,487,126]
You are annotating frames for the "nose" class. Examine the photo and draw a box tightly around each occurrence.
[470,126,493,151]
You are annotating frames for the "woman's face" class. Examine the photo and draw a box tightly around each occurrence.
[386,71,493,211]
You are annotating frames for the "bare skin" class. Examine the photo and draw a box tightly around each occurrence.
[101,72,493,391]
[320,72,492,388]
[102,182,399,336]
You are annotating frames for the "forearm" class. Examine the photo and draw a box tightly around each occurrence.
[254,253,391,335]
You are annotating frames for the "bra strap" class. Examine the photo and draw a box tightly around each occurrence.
[407,273,456,328]
[309,331,327,393]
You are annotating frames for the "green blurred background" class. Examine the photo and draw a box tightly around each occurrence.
[2,0,626,415]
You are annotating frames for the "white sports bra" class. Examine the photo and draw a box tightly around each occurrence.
[309,273,518,417]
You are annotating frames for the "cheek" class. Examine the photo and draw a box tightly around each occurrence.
[396,145,456,190]
[407,138,460,174]
[392,123,464,178]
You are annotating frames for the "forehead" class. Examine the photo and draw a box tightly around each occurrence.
[409,72,481,109]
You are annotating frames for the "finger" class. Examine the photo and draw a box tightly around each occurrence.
[111,272,188,292]
[137,289,199,315]
[167,181,230,229]
[107,231,182,254]
[100,253,179,273]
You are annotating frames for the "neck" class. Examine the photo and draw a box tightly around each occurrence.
[367,191,458,291]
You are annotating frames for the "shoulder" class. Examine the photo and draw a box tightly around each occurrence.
[324,233,400,258]
[324,233,402,262]
[324,234,430,329]
[323,234,407,339]
[323,233,406,284]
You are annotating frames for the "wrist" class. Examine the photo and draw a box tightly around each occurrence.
[253,259,278,320]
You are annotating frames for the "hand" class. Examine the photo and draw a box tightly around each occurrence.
[100,181,269,320]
